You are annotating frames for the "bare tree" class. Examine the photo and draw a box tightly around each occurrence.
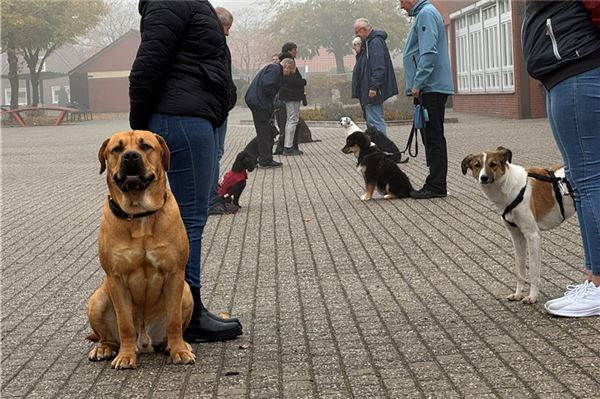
[228,6,275,80]
[76,0,139,54]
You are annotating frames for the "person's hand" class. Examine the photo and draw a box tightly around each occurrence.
[368,89,377,98]
[411,88,421,98]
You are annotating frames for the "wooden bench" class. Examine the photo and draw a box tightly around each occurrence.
[1,106,80,127]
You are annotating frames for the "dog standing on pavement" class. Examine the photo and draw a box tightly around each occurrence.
[88,130,195,369]
[461,147,575,304]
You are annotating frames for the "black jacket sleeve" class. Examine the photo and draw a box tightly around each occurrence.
[129,1,191,129]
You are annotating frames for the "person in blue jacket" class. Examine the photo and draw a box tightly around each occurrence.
[352,18,398,136]
[245,58,296,168]
[401,0,454,199]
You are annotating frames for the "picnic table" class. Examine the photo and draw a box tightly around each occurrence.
[1,106,80,127]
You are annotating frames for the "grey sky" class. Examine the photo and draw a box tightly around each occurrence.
[210,0,258,12]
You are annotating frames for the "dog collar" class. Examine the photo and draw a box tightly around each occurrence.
[108,195,164,221]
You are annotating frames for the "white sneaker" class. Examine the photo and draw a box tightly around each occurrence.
[544,281,600,317]
[545,281,591,307]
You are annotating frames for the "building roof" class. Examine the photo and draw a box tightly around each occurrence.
[69,29,140,74]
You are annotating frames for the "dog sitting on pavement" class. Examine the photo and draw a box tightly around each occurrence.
[339,117,406,164]
[461,146,575,304]
[88,130,195,369]
[342,131,413,200]
[217,150,256,210]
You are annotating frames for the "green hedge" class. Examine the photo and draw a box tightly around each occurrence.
[300,96,414,122]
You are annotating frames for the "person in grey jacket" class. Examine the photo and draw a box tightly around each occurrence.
[352,18,398,135]
[522,0,600,318]
[401,0,454,199]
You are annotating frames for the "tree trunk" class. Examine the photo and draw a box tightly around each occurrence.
[7,50,20,109]
[334,51,346,74]
[23,51,41,106]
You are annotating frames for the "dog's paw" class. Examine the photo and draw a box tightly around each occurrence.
[88,344,116,362]
[360,193,371,201]
[170,348,196,365]
[383,194,397,200]
[521,295,538,305]
[111,352,137,369]
[506,293,524,301]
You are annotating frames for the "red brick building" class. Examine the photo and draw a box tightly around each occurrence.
[431,0,546,118]
[69,30,140,113]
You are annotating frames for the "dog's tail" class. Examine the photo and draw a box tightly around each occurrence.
[86,331,100,342]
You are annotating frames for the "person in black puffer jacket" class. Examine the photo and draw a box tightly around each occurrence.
[274,43,307,156]
[129,0,242,342]
[522,0,600,318]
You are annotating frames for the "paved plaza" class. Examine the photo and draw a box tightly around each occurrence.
[2,109,599,398]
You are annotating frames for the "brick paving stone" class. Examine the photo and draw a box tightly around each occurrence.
[2,110,600,398]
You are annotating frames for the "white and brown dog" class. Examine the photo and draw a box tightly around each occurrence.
[462,147,575,304]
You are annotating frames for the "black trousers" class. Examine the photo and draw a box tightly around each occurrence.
[420,92,449,193]
[250,108,274,165]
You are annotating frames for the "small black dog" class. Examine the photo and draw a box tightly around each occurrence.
[218,150,256,207]
[342,131,413,200]
[364,126,407,164]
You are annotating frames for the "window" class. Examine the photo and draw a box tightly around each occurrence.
[51,86,70,104]
[453,0,514,93]
[4,88,28,105]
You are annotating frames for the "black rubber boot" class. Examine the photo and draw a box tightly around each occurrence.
[183,288,243,342]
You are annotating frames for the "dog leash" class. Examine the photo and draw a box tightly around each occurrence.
[399,98,427,160]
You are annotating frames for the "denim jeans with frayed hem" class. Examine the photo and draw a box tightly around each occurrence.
[546,66,600,275]
[148,113,217,288]
[364,103,387,135]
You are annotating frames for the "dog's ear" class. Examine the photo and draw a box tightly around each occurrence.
[461,154,474,175]
[98,138,110,174]
[496,146,512,164]
[154,134,170,171]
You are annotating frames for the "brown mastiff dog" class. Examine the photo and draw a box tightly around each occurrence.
[87,130,195,369]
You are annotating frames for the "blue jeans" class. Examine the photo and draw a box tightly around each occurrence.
[364,103,387,135]
[148,113,217,288]
[546,66,600,276]
[209,118,228,205]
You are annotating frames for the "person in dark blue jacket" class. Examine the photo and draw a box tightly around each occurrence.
[522,0,600,318]
[352,18,398,136]
[129,0,242,342]
[245,58,296,168]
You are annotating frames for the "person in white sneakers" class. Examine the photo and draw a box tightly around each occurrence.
[522,0,600,317]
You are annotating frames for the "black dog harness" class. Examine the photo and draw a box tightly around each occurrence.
[502,170,574,228]
[108,194,166,220]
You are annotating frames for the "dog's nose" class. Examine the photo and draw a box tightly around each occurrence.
[480,175,489,183]
[123,151,141,163]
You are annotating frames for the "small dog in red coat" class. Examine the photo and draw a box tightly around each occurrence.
[218,150,256,209]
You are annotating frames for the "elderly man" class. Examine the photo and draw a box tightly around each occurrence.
[351,18,398,136]
[400,0,454,199]
[245,58,296,168]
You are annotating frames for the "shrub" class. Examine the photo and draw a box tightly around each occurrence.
[300,95,415,122]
